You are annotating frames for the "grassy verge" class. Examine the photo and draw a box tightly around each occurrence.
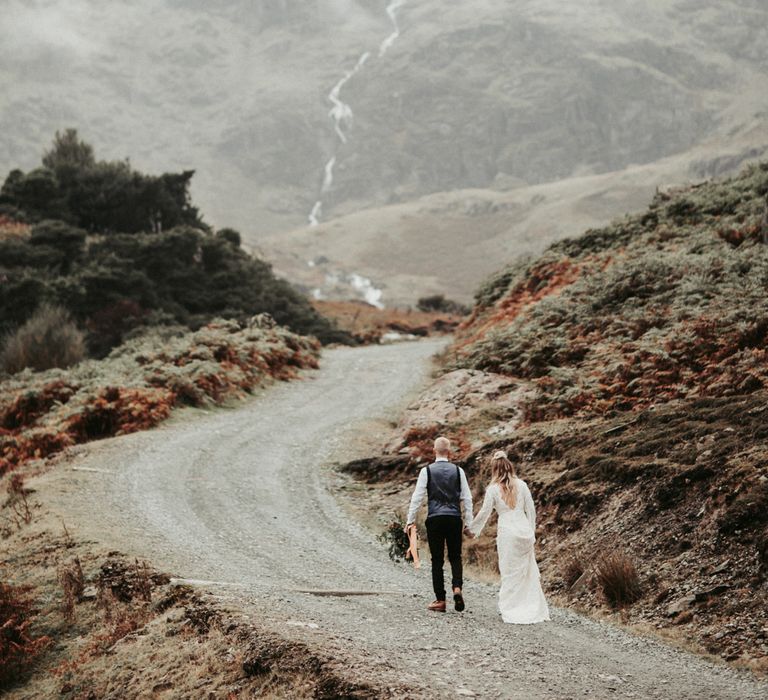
[1,482,401,698]
[0,318,319,477]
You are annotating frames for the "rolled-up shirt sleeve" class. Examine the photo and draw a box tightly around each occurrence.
[406,468,428,525]
[459,468,473,524]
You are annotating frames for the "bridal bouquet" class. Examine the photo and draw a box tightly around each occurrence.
[378,516,410,563]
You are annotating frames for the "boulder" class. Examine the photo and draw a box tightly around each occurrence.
[666,594,697,617]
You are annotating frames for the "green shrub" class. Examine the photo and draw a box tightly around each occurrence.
[0,132,351,350]
[473,255,532,310]
[1,130,204,234]
[29,219,86,274]
[216,227,241,247]
[416,294,470,315]
[1,304,86,374]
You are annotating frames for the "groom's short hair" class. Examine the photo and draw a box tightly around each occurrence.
[434,436,451,456]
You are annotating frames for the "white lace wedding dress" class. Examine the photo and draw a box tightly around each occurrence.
[470,479,550,624]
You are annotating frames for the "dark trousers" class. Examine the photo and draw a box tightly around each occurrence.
[426,515,463,601]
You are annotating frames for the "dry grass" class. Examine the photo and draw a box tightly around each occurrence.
[57,557,85,622]
[95,591,152,650]
[1,304,86,375]
[2,473,33,534]
[562,555,585,589]
[312,299,460,344]
[595,551,642,608]
[465,538,500,582]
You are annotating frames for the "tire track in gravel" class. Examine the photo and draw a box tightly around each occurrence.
[44,340,768,699]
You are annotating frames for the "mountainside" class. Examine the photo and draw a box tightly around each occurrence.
[3,0,768,242]
[346,162,768,667]
[263,132,768,305]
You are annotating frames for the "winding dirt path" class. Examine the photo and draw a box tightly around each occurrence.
[43,341,767,699]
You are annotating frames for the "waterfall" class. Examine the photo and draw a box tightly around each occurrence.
[379,0,406,57]
[306,1,407,228]
[308,201,323,227]
[322,156,336,192]
[328,51,370,145]
[349,273,384,309]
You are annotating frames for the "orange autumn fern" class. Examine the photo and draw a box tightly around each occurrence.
[455,258,584,351]
[0,582,51,686]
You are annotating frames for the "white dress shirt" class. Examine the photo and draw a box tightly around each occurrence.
[406,456,473,525]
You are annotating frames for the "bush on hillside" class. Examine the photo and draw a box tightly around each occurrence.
[562,556,585,589]
[29,219,87,274]
[1,304,86,374]
[0,129,204,233]
[416,294,470,315]
[595,551,642,608]
[216,227,242,247]
[0,131,350,350]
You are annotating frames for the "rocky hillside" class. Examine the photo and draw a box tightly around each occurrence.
[349,163,768,669]
[3,0,768,238]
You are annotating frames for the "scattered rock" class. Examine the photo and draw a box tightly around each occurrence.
[598,674,625,685]
[666,595,697,617]
[694,585,729,602]
[711,560,731,575]
[286,620,320,629]
[80,585,98,600]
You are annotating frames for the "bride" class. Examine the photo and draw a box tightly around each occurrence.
[469,450,550,624]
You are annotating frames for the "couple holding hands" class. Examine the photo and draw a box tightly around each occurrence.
[405,436,550,624]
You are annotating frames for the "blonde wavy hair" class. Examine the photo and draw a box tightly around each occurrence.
[489,449,518,507]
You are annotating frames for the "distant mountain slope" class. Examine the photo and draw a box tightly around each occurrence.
[264,124,768,305]
[2,0,768,239]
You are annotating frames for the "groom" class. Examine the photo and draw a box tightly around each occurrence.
[405,436,473,612]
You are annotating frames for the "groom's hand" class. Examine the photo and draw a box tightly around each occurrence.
[463,526,473,538]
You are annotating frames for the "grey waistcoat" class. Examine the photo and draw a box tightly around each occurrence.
[426,461,461,520]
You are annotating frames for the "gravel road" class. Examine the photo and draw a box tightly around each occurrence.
[45,340,768,699]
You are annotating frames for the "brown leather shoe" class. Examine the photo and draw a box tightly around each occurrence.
[427,599,446,612]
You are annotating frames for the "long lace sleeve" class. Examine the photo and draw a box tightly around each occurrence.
[521,480,536,533]
[469,484,496,536]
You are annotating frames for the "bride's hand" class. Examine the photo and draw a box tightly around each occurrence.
[463,526,474,539]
